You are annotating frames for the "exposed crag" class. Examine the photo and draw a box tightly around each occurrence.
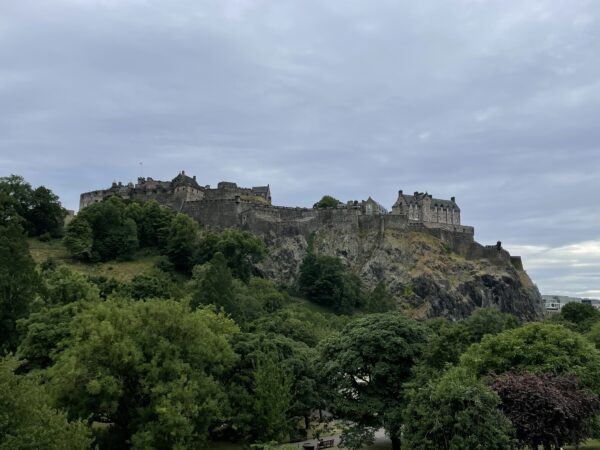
[259,228,543,321]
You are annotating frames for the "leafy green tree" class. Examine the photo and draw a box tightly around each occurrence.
[462,307,520,342]
[68,196,139,261]
[248,307,337,348]
[313,195,340,209]
[0,219,40,352]
[318,313,429,450]
[0,357,92,450]
[165,213,199,272]
[299,253,362,314]
[403,367,514,450]
[41,264,100,305]
[17,301,90,371]
[252,351,293,443]
[225,333,321,442]
[190,253,235,312]
[136,200,173,249]
[460,322,600,393]
[50,299,238,450]
[28,186,67,237]
[63,216,93,260]
[559,302,600,332]
[124,269,177,300]
[489,370,600,450]
[365,281,396,312]
[422,308,519,372]
[245,278,286,313]
[195,229,266,282]
[0,175,65,237]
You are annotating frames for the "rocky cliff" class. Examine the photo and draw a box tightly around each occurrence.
[258,228,544,321]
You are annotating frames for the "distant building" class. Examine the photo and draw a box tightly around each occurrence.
[542,295,600,313]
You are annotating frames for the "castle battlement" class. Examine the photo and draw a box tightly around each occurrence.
[80,171,473,238]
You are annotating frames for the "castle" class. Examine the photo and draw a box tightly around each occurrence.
[80,170,271,210]
[80,171,472,238]
[81,171,534,269]
[80,170,463,227]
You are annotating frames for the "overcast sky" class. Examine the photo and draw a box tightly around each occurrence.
[1,0,599,298]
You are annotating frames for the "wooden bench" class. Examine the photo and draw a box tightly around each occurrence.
[317,439,335,449]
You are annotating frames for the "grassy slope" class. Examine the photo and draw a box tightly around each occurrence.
[28,237,159,282]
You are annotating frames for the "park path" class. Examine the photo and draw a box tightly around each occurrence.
[288,428,390,449]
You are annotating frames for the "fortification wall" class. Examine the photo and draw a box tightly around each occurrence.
[181,200,476,252]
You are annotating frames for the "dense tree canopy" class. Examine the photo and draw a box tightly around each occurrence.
[0,219,41,352]
[403,367,514,450]
[0,175,66,237]
[50,299,238,450]
[0,357,92,450]
[313,195,341,209]
[422,307,520,372]
[64,196,139,261]
[195,229,266,282]
[460,322,600,393]
[298,252,363,314]
[318,313,429,450]
[559,301,600,332]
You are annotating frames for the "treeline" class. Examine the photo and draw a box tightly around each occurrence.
[2,176,600,450]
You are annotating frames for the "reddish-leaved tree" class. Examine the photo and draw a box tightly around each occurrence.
[488,371,600,450]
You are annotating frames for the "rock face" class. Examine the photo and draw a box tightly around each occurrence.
[258,228,544,321]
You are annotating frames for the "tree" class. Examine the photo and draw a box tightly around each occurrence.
[165,213,199,272]
[252,351,293,443]
[313,195,340,209]
[0,175,65,237]
[135,200,173,249]
[63,216,93,260]
[489,371,600,450]
[318,313,429,450]
[68,196,139,261]
[17,301,89,371]
[559,302,600,332]
[299,253,362,314]
[49,299,238,450]
[460,322,600,393]
[41,264,100,305]
[195,229,266,282]
[28,186,66,237]
[190,253,236,313]
[403,367,514,450]
[422,307,519,372]
[0,357,92,450]
[0,219,40,352]
[461,307,519,342]
[225,332,321,443]
[124,269,177,300]
[365,281,395,313]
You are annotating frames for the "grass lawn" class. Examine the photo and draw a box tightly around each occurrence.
[28,237,160,282]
